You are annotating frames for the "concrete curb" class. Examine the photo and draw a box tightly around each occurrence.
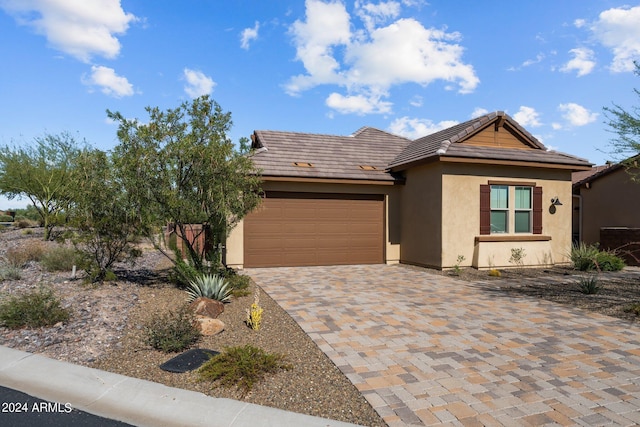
[0,346,361,427]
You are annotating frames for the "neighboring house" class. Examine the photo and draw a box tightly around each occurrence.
[572,157,640,264]
[226,111,592,269]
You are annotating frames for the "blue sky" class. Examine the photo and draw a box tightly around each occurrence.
[1,0,640,209]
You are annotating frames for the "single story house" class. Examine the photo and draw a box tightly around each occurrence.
[572,157,640,264]
[226,111,592,269]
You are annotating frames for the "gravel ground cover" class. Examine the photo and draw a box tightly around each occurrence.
[0,228,385,426]
[2,227,639,427]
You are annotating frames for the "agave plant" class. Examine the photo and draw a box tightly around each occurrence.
[186,274,232,303]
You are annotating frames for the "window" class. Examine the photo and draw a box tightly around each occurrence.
[480,184,542,235]
[490,185,508,233]
[514,186,532,233]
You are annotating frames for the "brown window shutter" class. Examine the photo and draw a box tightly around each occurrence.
[480,184,491,235]
[533,186,542,234]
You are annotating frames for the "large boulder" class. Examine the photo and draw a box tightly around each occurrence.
[189,297,224,319]
[195,316,225,336]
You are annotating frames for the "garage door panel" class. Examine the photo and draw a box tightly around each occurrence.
[244,192,383,267]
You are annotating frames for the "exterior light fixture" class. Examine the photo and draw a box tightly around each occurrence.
[551,197,562,206]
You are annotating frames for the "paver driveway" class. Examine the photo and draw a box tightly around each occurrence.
[245,264,640,426]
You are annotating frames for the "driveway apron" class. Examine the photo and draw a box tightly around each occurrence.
[245,264,640,427]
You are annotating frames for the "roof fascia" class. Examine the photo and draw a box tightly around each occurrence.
[390,155,591,172]
[437,156,592,171]
[261,176,405,186]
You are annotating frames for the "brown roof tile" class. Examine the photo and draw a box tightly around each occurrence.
[388,111,591,170]
[250,112,592,181]
[250,128,411,181]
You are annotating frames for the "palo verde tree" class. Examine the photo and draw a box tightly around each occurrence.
[67,148,142,282]
[605,61,640,180]
[108,95,262,278]
[0,133,83,240]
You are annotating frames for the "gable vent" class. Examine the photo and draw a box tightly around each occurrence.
[293,162,314,167]
[359,165,378,170]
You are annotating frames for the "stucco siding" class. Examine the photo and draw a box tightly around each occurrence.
[399,163,443,268]
[441,164,572,268]
[578,168,640,244]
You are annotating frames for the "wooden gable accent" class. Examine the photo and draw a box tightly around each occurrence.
[463,122,536,150]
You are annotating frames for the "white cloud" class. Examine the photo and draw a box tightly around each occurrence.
[508,53,544,71]
[560,47,596,76]
[0,0,137,62]
[325,92,392,114]
[388,116,459,139]
[522,53,545,67]
[409,95,423,107]
[558,103,598,127]
[470,107,488,118]
[513,106,542,128]
[355,0,401,32]
[183,68,216,98]
[240,21,260,50]
[574,19,586,28]
[286,0,351,94]
[286,0,478,113]
[590,5,640,72]
[346,19,479,93]
[82,65,133,98]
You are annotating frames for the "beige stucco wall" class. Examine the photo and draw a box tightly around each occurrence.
[440,164,573,269]
[225,180,402,268]
[577,168,640,245]
[398,163,443,268]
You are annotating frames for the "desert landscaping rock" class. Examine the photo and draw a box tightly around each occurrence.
[195,316,225,336]
[189,296,224,319]
[0,228,385,427]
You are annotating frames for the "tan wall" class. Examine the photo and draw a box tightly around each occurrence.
[399,163,442,268]
[440,164,573,269]
[578,168,640,244]
[225,180,402,268]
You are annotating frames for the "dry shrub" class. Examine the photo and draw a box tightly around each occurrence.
[4,241,47,268]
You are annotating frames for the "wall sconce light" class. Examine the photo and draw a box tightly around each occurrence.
[551,197,563,206]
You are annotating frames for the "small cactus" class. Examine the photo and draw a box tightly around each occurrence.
[246,292,263,330]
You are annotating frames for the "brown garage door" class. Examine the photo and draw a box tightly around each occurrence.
[244,191,384,267]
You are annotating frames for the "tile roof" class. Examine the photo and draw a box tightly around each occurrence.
[250,127,411,181]
[572,164,618,186]
[250,111,592,182]
[388,111,591,170]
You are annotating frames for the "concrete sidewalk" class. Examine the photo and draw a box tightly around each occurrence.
[0,346,360,427]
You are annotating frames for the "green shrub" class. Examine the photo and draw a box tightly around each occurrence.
[170,257,202,288]
[4,241,47,268]
[199,345,291,395]
[0,287,71,328]
[223,272,251,297]
[0,214,14,222]
[579,275,600,295]
[186,274,232,303]
[0,265,22,281]
[144,305,201,353]
[571,242,625,272]
[40,246,80,272]
[595,251,625,272]
[624,303,640,316]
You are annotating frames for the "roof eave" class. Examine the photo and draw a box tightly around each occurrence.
[260,175,405,186]
[389,155,592,172]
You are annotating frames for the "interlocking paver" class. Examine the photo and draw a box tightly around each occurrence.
[246,264,640,426]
